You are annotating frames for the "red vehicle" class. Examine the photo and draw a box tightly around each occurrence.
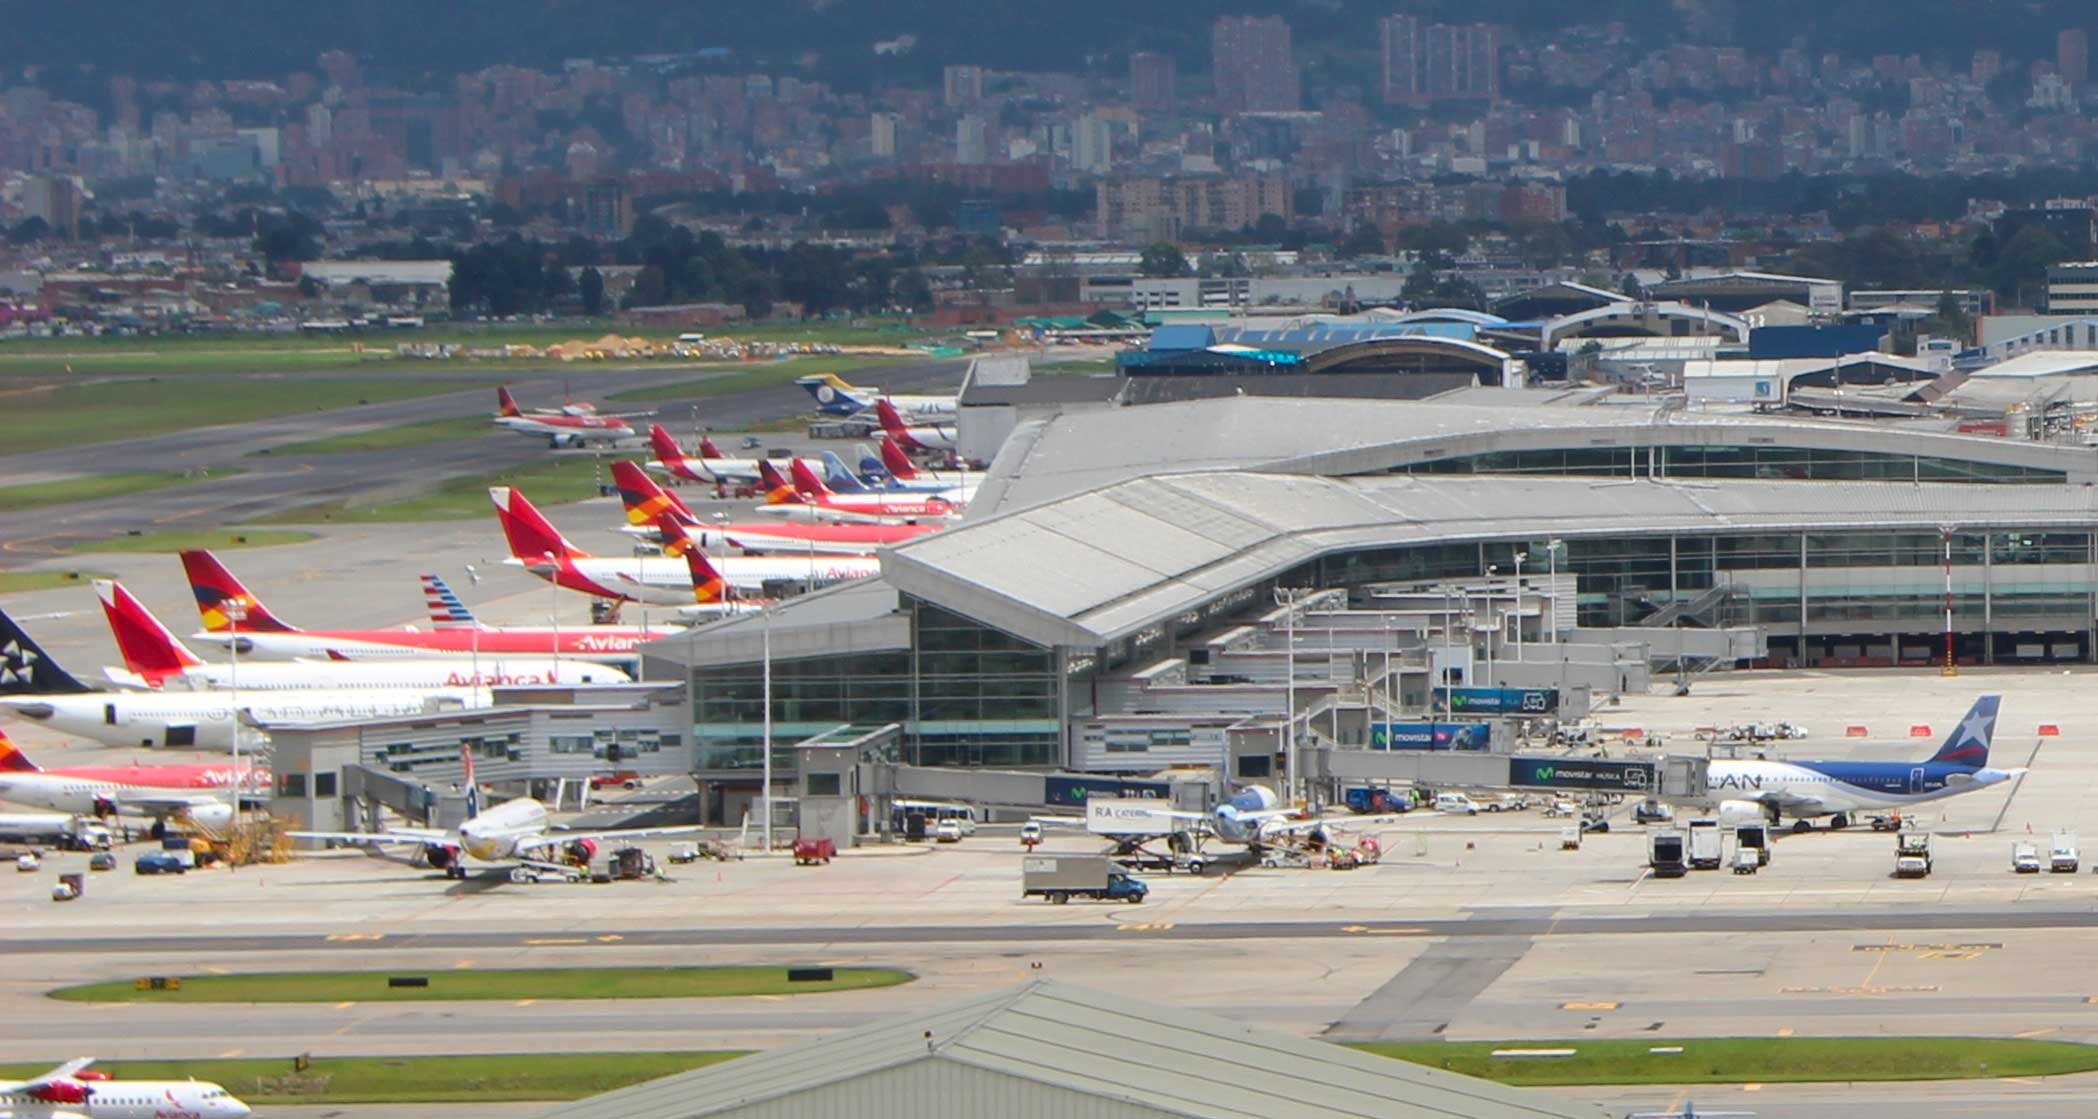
[590,771,642,791]
[793,837,836,865]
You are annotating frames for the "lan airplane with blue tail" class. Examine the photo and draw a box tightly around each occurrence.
[1677,695,2019,830]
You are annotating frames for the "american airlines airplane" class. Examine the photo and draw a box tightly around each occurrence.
[0,1058,249,1119]
[295,749,699,883]
[1671,695,2019,830]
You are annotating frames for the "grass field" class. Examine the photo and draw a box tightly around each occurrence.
[0,569,110,594]
[53,966,914,1004]
[0,1052,745,1105]
[0,376,476,455]
[260,415,491,455]
[64,529,316,555]
[250,455,612,524]
[0,470,227,513]
[1357,1037,2098,1086]
[603,354,928,403]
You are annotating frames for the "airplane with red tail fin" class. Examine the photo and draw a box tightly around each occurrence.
[495,386,639,447]
[749,458,960,524]
[643,422,769,485]
[0,726,263,829]
[610,461,933,555]
[876,397,956,453]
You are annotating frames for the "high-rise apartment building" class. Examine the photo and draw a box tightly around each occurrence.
[1212,16,1300,114]
[1131,52,1178,115]
[2061,28,2089,90]
[943,65,985,108]
[1381,16,1500,105]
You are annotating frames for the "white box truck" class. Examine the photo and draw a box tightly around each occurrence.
[1686,818,1724,870]
[2051,830,2080,873]
[1021,854,1148,904]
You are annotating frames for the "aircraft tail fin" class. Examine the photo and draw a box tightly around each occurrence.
[698,435,725,459]
[855,444,886,481]
[462,744,481,820]
[647,423,689,469]
[0,609,92,695]
[682,547,733,604]
[756,460,799,504]
[488,486,589,562]
[1929,694,2001,768]
[421,574,478,626]
[875,398,909,434]
[788,457,831,498]
[820,452,871,493]
[179,550,297,634]
[879,434,921,480]
[0,727,39,772]
[496,386,524,418]
[95,579,204,683]
[611,460,696,529]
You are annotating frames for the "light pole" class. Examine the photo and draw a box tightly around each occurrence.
[1512,551,1527,662]
[1276,587,1301,804]
[1483,565,1498,687]
[1546,539,1562,643]
[760,601,774,852]
[224,598,246,863]
[542,551,563,685]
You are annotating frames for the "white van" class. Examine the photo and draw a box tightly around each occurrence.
[1435,792,1480,816]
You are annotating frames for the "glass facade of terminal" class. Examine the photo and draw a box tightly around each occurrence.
[689,601,1060,770]
[1397,445,2063,484]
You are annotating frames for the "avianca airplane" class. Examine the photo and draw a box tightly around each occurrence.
[94,580,630,690]
[294,747,699,884]
[876,398,957,453]
[1671,695,2020,829]
[873,435,982,499]
[179,551,673,664]
[0,1058,249,1119]
[610,461,936,555]
[489,486,878,604]
[643,423,773,485]
[494,386,636,447]
[795,373,957,417]
[0,728,262,829]
[749,459,959,524]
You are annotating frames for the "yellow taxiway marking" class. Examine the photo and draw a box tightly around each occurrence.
[453,960,477,969]
[202,966,228,975]
[1117,923,1176,932]
[217,1049,244,1059]
[1919,950,1982,960]
[333,1001,355,1010]
[523,937,589,946]
[2017,1027,2060,1038]
[1560,1001,1619,1011]
[515,999,536,1008]
[1340,925,1429,934]
[1776,1027,1794,1037]
[325,933,383,942]
[595,934,624,942]
[1743,1084,1762,1092]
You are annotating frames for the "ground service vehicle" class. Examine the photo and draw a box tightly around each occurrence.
[1649,830,1688,878]
[1686,819,1724,870]
[134,850,187,875]
[934,819,963,842]
[2053,830,2080,872]
[589,771,643,790]
[88,852,115,871]
[15,852,38,872]
[1895,831,1933,877]
[1732,848,1760,874]
[2013,842,2042,873]
[794,837,836,864]
[1435,792,1480,815]
[1634,800,1674,825]
[1019,821,1043,847]
[1022,854,1149,904]
[1735,823,1771,867]
[1560,825,1582,850]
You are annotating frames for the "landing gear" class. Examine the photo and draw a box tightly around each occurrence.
[446,865,467,880]
[1792,819,1814,834]
[1830,814,1851,830]
[510,867,533,884]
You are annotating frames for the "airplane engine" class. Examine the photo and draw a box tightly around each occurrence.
[421,842,462,870]
[1716,799,1774,826]
[27,1082,90,1104]
[565,838,598,866]
[183,802,235,831]
[91,795,118,818]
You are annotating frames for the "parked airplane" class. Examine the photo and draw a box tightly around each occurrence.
[494,387,636,447]
[795,373,957,417]
[181,551,673,663]
[747,459,959,524]
[490,486,878,603]
[294,748,699,883]
[1672,695,2018,830]
[0,728,260,828]
[874,435,982,498]
[610,461,936,555]
[0,1058,249,1118]
[643,423,766,485]
[96,579,630,690]
[875,398,957,453]
[1089,786,1401,860]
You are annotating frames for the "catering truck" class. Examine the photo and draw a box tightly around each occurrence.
[1648,830,1688,878]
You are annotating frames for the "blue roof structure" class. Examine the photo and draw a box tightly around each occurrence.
[1145,324,1216,351]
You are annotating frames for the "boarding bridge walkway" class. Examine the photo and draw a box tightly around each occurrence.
[1317,749,1707,800]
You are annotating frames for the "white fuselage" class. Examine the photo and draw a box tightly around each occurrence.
[0,1079,249,1118]
[525,554,878,603]
[190,628,665,664]
[1690,759,2017,818]
[0,773,231,816]
[107,657,628,691]
[0,687,491,751]
[455,798,552,862]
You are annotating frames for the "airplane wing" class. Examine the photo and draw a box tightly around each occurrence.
[22,1058,95,1087]
[516,823,706,854]
[1261,812,1408,836]
[290,828,448,846]
[111,793,224,815]
[1026,815,1087,827]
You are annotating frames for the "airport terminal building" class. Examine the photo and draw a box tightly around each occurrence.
[644,394,2098,795]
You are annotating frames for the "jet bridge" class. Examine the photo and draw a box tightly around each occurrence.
[1315,749,1706,800]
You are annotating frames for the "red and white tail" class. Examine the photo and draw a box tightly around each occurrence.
[699,435,725,459]
[788,458,832,498]
[0,727,39,772]
[875,398,910,435]
[497,386,524,418]
[879,434,921,480]
[95,579,204,684]
[179,550,297,633]
[488,487,590,562]
[648,423,689,468]
[756,460,800,504]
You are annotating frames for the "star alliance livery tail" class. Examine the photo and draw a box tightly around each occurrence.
[1928,694,2000,768]
[0,608,92,695]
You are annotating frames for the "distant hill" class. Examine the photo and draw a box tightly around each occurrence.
[3,1,2090,94]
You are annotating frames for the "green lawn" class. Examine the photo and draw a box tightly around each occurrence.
[0,1052,745,1105]
[260,415,492,455]
[0,470,227,513]
[53,966,914,1004]
[0,569,110,594]
[64,529,316,555]
[604,354,940,403]
[0,376,476,455]
[0,347,392,377]
[1358,1037,2098,1086]
[249,455,616,524]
